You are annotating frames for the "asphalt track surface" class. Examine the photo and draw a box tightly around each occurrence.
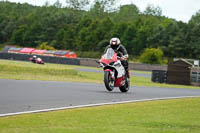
[1,79,200,116]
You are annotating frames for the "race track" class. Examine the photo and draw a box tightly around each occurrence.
[0,79,200,116]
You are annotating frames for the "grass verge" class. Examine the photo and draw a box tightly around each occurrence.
[0,59,199,89]
[0,98,200,133]
[0,59,103,84]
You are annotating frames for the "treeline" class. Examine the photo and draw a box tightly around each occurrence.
[0,0,200,59]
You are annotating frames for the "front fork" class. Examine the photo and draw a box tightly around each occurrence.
[109,71,115,80]
[105,69,115,85]
[105,69,115,79]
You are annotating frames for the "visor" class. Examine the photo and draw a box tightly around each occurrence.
[112,41,117,45]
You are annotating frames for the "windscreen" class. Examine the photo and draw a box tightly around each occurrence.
[105,48,115,59]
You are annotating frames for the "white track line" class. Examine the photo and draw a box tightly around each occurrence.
[0,96,200,117]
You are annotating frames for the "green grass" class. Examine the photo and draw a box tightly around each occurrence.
[0,59,199,89]
[0,98,200,133]
[0,59,200,133]
[0,59,104,84]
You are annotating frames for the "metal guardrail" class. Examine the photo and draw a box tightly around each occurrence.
[0,53,80,65]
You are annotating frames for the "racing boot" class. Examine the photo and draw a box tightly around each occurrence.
[125,69,130,78]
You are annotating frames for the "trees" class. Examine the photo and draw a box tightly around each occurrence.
[37,42,55,50]
[11,25,28,46]
[92,0,119,12]
[0,14,9,43]
[121,24,137,54]
[53,0,62,8]
[89,1,105,19]
[117,4,139,22]
[140,48,164,64]
[188,10,200,58]
[0,1,200,60]
[65,0,90,10]
[144,4,162,16]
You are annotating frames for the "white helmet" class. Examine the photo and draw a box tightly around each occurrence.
[110,38,120,46]
[33,55,37,58]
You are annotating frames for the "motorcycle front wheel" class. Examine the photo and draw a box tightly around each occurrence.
[104,71,114,91]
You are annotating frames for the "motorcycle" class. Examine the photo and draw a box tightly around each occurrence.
[99,48,130,92]
[29,57,45,64]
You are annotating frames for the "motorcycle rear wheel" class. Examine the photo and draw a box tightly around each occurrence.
[104,71,114,91]
[119,77,130,92]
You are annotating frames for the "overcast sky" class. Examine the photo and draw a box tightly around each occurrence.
[5,0,200,23]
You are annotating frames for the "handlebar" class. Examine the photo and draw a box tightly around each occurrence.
[96,60,100,63]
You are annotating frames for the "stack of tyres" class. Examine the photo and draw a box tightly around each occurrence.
[151,70,167,83]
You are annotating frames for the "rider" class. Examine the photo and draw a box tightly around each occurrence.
[104,37,130,78]
[32,55,37,62]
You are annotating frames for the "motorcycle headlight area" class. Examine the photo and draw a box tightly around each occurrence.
[109,62,115,65]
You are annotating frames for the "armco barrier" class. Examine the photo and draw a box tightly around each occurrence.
[79,58,167,71]
[0,53,167,71]
[129,63,167,71]
[79,58,99,67]
[0,53,80,65]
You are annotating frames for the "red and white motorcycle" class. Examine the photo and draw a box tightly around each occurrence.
[29,57,45,64]
[99,48,130,92]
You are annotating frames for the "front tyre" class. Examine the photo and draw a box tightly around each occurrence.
[119,77,130,92]
[104,71,114,91]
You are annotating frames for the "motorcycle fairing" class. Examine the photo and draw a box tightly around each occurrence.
[114,76,125,87]
[100,48,117,65]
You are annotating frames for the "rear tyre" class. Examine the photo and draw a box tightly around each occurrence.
[104,71,114,91]
[119,77,130,92]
